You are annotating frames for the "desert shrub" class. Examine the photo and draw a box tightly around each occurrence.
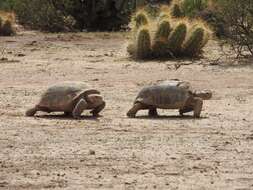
[214,0,253,57]
[127,1,212,60]
[14,0,135,32]
[14,0,74,32]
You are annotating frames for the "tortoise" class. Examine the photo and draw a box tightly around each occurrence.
[127,80,212,118]
[26,81,105,119]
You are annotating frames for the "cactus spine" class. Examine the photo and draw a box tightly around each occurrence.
[171,4,183,18]
[127,1,211,59]
[135,12,149,28]
[183,27,204,56]
[136,27,151,59]
[167,23,187,55]
[152,20,172,57]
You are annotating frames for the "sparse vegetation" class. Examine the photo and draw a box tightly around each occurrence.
[214,0,253,57]
[12,0,135,32]
[14,0,74,32]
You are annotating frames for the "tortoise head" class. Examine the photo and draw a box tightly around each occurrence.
[87,94,104,106]
[194,90,212,100]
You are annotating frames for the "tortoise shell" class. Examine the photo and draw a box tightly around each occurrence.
[135,80,193,109]
[38,82,100,111]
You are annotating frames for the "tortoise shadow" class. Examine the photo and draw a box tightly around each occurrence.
[36,114,101,121]
[132,115,208,120]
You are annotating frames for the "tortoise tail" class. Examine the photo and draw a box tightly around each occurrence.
[25,107,38,116]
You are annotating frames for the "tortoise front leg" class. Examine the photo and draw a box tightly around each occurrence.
[72,99,88,119]
[127,103,146,118]
[193,97,203,118]
[90,101,106,117]
[148,108,158,117]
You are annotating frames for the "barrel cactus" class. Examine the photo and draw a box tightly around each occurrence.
[183,27,205,56]
[152,20,172,57]
[136,27,152,59]
[127,1,212,60]
[171,3,184,18]
[167,22,187,55]
[135,12,149,29]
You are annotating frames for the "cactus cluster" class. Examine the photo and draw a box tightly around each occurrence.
[0,17,15,36]
[127,1,212,59]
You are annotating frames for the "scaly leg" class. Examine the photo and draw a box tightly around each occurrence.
[72,99,88,119]
[63,112,72,116]
[90,101,106,117]
[127,103,146,118]
[179,107,193,116]
[193,97,203,118]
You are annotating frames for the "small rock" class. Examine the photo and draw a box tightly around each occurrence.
[89,150,95,155]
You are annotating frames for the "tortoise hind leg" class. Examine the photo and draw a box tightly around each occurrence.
[25,106,38,116]
[193,97,203,118]
[148,108,158,117]
[90,101,106,117]
[179,107,193,116]
[63,112,72,116]
[127,103,146,118]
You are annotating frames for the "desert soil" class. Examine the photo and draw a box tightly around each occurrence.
[0,31,253,190]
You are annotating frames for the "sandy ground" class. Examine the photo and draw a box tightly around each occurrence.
[0,31,253,190]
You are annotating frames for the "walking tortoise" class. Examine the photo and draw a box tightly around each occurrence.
[26,82,105,119]
[127,80,212,118]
